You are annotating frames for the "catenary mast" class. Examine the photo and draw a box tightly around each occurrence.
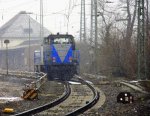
[80,0,86,42]
[137,0,147,79]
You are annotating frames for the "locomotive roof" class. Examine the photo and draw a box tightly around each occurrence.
[47,34,74,40]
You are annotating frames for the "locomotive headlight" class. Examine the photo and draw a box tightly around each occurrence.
[69,57,72,62]
[52,57,56,62]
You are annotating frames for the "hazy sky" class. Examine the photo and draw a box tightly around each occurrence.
[0,0,81,37]
[0,0,118,38]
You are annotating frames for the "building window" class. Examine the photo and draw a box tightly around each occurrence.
[23,28,33,33]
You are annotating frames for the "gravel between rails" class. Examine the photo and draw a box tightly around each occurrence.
[36,83,93,116]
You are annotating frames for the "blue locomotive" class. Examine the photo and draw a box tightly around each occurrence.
[34,33,80,80]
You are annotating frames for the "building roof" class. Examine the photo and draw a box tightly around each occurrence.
[0,11,51,39]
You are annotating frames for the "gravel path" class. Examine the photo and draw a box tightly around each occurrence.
[82,75,150,116]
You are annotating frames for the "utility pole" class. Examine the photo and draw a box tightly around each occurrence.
[80,0,86,42]
[4,39,9,75]
[146,0,149,78]
[20,11,32,71]
[40,0,44,65]
[29,14,31,71]
[94,0,98,74]
[137,0,147,79]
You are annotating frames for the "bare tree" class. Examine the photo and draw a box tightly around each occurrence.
[95,0,137,78]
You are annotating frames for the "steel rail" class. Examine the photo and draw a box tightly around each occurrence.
[65,75,100,116]
[12,81,71,116]
[119,81,149,95]
[12,75,99,116]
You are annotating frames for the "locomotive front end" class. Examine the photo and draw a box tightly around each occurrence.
[34,33,80,80]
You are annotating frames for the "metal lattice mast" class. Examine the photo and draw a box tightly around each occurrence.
[89,0,95,72]
[90,0,96,46]
[89,0,97,73]
[80,0,86,42]
[137,0,146,79]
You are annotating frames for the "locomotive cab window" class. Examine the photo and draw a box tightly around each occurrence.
[53,38,72,44]
[48,34,75,49]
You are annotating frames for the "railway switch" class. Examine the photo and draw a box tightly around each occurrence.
[22,89,38,100]
[22,84,38,100]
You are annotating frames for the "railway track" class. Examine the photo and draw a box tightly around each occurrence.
[119,81,150,95]
[12,75,99,116]
[13,81,71,116]
[65,75,99,116]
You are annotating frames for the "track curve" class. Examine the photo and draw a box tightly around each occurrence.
[13,81,71,116]
[65,75,100,116]
[12,75,99,116]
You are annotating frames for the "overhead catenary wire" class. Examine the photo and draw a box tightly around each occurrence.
[0,0,81,36]
[0,0,38,13]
